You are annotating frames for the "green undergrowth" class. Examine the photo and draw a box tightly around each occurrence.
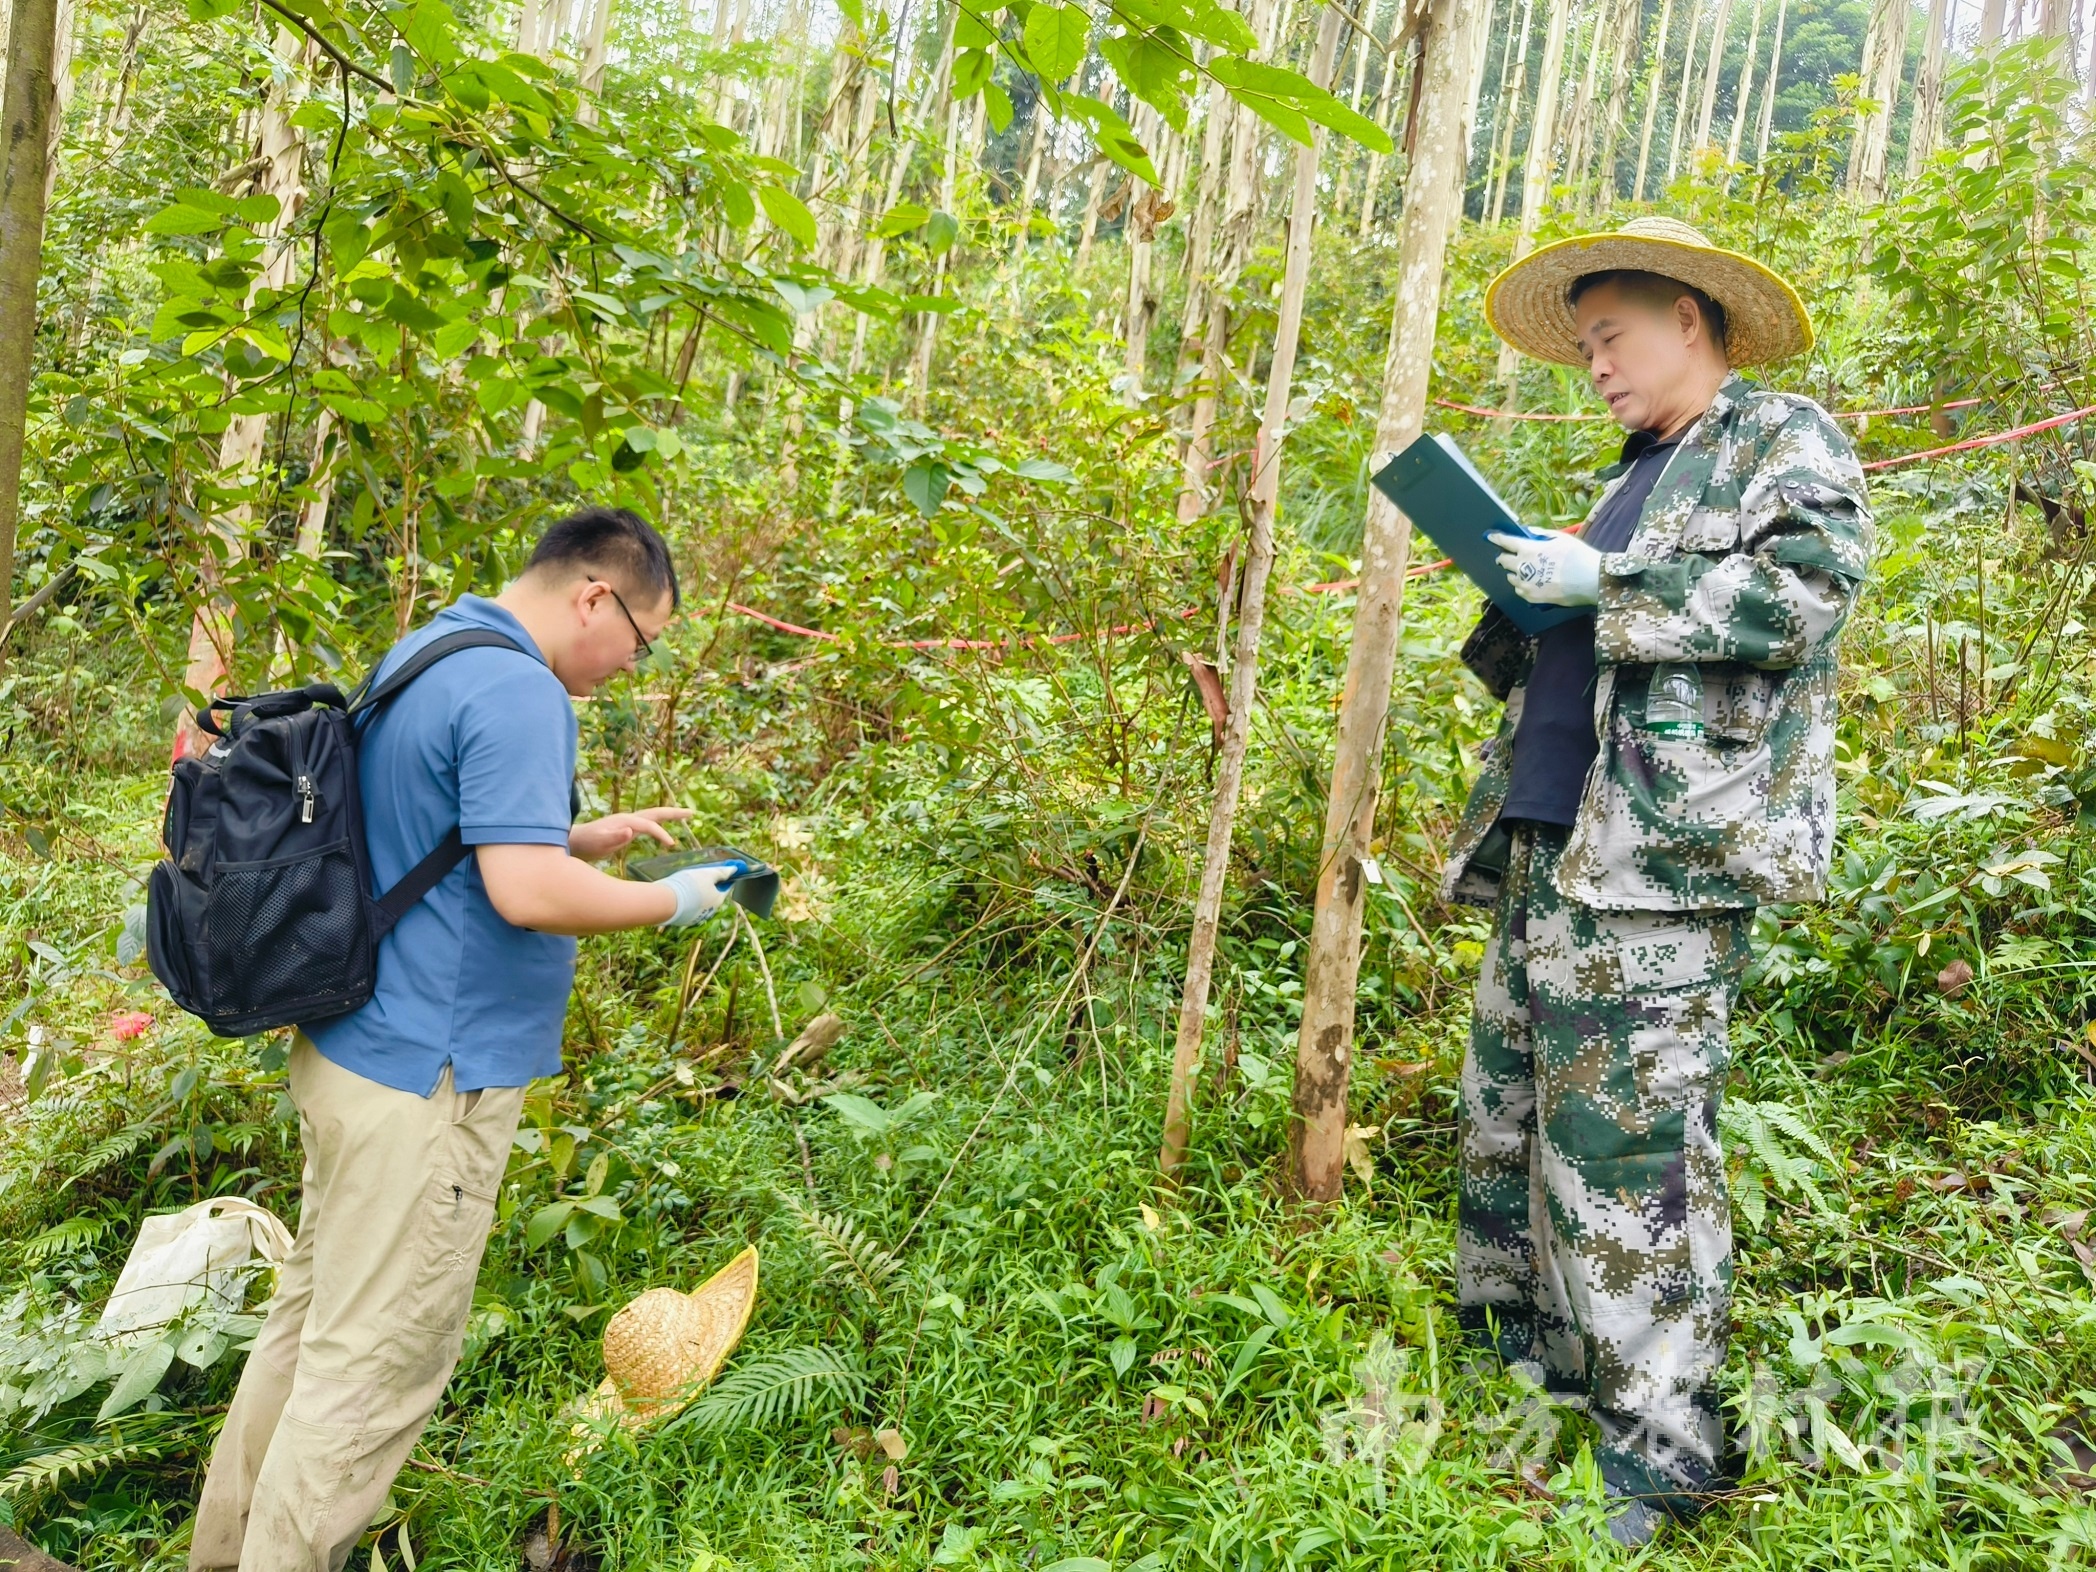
[6,456,2096,1570]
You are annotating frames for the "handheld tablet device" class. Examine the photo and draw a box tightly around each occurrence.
[627,845,782,919]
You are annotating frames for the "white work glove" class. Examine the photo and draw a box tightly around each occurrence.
[1486,528,1603,607]
[657,865,736,927]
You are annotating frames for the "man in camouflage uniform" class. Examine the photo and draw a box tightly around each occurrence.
[1443,218,1872,1543]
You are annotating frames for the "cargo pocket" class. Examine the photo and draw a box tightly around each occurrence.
[398,1166,501,1335]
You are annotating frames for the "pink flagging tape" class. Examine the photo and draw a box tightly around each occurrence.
[1432,394,1987,423]
[728,407,2087,652]
[1859,403,2096,472]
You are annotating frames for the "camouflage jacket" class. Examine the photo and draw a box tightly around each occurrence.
[1441,373,1873,913]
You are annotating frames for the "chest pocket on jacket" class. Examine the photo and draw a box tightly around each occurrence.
[1679,477,1744,555]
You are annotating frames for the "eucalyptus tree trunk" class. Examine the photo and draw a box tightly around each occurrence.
[1977,0,2005,44]
[39,0,71,205]
[1845,0,1902,199]
[1724,0,1764,166]
[0,0,61,662]
[174,26,311,758]
[1905,0,1950,177]
[910,91,963,410]
[1632,0,1675,198]
[1286,0,1489,1205]
[853,12,954,373]
[1331,0,1383,218]
[1160,3,1345,1181]
[1170,78,1231,406]
[1754,0,1786,163]
[1591,0,1641,207]
[1562,3,1608,203]
[1690,0,1731,154]
[1664,0,1703,182]
[576,0,614,123]
[1177,0,1277,521]
[1355,23,1410,235]
[1486,0,1535,222]
[1494,0,1570,393]
[1075,155,1108,263]
[1122,101,1163,401]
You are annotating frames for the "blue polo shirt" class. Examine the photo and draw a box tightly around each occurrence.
[304,595,579,1095]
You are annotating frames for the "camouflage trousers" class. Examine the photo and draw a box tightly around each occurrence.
[1456,822,1752,1518]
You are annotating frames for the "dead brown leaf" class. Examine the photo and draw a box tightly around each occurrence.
[1936,959,1975,996]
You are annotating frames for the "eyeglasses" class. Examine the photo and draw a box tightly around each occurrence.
[592,579,653,662]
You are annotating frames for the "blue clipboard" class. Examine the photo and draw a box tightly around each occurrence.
[1369,433,1583,636]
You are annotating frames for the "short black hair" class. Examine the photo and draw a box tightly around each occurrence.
[1567,268,1728,354]
[525,506,680,610]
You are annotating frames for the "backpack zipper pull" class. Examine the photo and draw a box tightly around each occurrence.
[296,775,315,824]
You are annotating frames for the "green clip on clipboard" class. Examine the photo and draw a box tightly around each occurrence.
[1369,433,1583,636]
[627,846,781,919]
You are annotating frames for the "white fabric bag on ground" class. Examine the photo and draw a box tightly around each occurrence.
[95,1197,295,1345]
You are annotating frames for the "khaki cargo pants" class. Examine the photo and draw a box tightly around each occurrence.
[1455,823,1752,1520]
[191,1036,524,1572]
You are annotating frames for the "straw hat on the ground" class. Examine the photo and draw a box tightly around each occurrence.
[1483,215,1813,368]
[568,1245,759,1445]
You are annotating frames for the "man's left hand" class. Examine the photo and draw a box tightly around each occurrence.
[569,806,694,861]
[1487,529,1602,607]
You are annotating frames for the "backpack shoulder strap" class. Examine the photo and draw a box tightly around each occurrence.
[355,629,535,935]
[349,629,531,716]
[372,828,470,934]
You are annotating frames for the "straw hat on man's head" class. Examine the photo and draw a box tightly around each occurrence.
[1484,216,1813,369]
[567,1244,759,1448]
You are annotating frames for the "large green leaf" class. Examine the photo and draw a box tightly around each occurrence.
[1022,2,1089,80]
[1060,93,1160,185]
[760,185,819,248]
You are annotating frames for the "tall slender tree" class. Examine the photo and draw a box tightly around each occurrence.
[1906,0,1950,177]
[1591,0,1642,206]
[1631,0,1675,199]
[0,0,62,663]
[1691,0,1733,154]
[1754,0,1787,164]
[173,25,312,757]
[1494,0,1570,393]
[1664,0,1704,182]
[1486,0,1536,222]
[1845,0,1903,200]
[1287,0,1490,1203]
[1725,0,1765,166]
[1160,2,1345,1177]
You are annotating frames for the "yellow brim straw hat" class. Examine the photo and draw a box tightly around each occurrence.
[566,1244,759,1449]
[1483,215,1813,369]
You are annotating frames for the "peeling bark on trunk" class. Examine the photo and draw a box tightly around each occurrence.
[576,0,614,124]
[175,28,310,758]
[1845,0,1902,200]
[1486,0,1535,223]
[1285,0,1487,1205]
[1906,0,1950,177]
[1664,0,1703,183]
[1691,0,1732,155]
[1160,3,1344,1181]
[1754,0,1786,164]
[1632,0,1675,199]
[1725,0,1765,167]
[0,0,62,664]
[1591,0,1641,207]
[1494,0,1568,393]
[1356,21,1410,235]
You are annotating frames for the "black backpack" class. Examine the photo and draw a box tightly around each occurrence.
[146,630,534,1037]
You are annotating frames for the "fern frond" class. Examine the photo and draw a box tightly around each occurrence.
[0,1434,171,1504]
[780,1194,900,1304]
[62,1125,153,1190]
[18,1213,114,1264]
[1759,1101,1842,1173]
[672,1344,866,1434]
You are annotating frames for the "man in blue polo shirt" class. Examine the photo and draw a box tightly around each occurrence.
[191,508,732,1572]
